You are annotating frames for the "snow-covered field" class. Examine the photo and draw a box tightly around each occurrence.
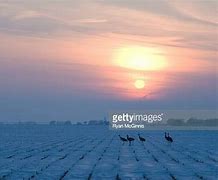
[0,125,217,180]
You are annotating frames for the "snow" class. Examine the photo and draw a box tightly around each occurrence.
[0,125,217,179]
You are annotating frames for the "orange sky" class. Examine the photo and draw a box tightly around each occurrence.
[0,0,217,121]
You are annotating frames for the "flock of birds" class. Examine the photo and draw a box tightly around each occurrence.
[119,132,173,146]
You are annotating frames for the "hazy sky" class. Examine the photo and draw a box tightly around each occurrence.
[0,0,217,122]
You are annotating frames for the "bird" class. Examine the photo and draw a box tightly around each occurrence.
[119,135,128,145]
[165,132,173,143]
[167,133,173,142]
[138,133,146,142]
[164,132,168,141]
[127,135,135,146]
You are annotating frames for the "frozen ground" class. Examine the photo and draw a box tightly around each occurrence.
[0,125,217,180]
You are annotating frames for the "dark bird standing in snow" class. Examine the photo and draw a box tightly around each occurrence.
[127,135,135,146]
[138,133,146,142]
[119,135,128,145]
[165,132,173,143]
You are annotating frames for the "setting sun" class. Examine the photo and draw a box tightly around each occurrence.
[134,79,145,89]
[114,46,168,71]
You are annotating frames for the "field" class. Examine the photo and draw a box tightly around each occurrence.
[0,125,217,180]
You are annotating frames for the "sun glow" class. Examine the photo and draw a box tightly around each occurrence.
[114,46,167,71]
[109,45,169,98]
[134,79,145,89]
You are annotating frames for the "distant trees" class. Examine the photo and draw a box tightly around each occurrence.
[186,118,202,126]
[204,119,218,126]
[86,120,109,125]
[186,118,218,126]
[167,119,185,126]
[49,120,72,126]
[48,119,109,126]
[48,118,218,127]
[64,121,72,126]
[166,118,218,126]
[76,119,109,126]
[49,121,56,125]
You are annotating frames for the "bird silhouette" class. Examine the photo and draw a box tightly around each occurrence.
[119,135,127,145]
[138,133,146,142]
[164,132,168,141]
[167,133,173,142]
[127,135,135,146]
[165,132,173,143]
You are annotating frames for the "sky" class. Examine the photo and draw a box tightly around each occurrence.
[0,0,217,122]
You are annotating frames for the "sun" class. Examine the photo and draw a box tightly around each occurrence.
[134,79,145,89]
[114,46,167,71]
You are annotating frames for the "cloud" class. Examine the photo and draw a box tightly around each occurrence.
[0,12,66,35]
[13,10,42,20]
[75,18,108,23]
[0,0,217,50]
[0,1,217,122]
[99,0,217,27]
